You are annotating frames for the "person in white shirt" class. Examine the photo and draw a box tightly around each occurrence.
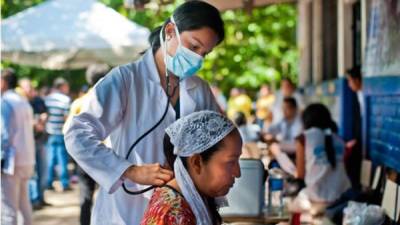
[272,103,350,211]
[1,68,35,225]
[271,78,304,124]
[266,97,302,154]
[64,1,225,224]
[45,78,71,191]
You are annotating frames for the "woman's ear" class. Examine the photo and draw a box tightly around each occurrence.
[187,154,203,175]
[164,22,176,40]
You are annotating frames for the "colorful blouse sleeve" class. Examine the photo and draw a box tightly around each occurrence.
[140,187,196,225]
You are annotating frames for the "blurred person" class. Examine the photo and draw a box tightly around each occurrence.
[63,64,110,225]
[345,66,363,190]
[64,1,226,224]
[272,78,303,124]
[227,88,253,121]
[265,97,302,154]
[210,84,227,112]
[271,103,350,212]
[1,69,35,225]
[44,77,71,191]
[233,112,261,143]
[18,79,49,209]
[39,86,51,98]
[255,84,275,129]
[141,111,242,225]
[346,66,363,114]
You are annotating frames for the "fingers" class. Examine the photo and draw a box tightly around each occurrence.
[156,172,173,183]
[154,166,173,183]
[127,163,174,186]
[146,163,173,186]
[153,179,166,186]
[150,163,173,176]
[160,168,174,177]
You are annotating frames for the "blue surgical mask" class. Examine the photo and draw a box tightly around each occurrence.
[159,16,204,79]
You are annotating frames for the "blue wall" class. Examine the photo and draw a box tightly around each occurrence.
[304,76,400,172]
[363,76,400,172]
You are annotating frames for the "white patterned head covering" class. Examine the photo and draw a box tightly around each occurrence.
[166,110,235,156]
[165,110,236,225]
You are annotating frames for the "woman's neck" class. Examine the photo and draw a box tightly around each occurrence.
[166,179,181,194]
[167,178,208,201]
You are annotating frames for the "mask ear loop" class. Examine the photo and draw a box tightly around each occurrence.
[170,16,182,47]
[159,24,169,80]
[159,20,181,92]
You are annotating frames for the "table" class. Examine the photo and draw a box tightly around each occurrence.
[223,207,290,224]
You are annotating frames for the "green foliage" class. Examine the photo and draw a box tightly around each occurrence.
[1,61,86,93]
[1,0,44,18]
[202,4,298,95]
[1,0,298,96]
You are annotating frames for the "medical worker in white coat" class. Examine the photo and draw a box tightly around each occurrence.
[64,1,225,225]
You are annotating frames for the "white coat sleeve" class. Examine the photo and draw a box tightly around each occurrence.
[198,79,220,112]
[64,67,133,194]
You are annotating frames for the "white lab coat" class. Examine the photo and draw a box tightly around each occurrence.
[64,49,219,225]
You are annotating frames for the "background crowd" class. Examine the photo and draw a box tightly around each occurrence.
[1,64,363,225]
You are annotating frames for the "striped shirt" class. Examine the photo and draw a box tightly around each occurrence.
[45,92,71,135]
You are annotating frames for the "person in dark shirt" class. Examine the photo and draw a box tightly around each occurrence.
[345,66,363,190]
[19,78,49,209]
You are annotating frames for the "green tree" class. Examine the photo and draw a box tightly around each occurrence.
[101,0,298,96]
[1,0,297,97]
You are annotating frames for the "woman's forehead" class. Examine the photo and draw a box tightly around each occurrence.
[216,132,242,156]
[181,27,219,48]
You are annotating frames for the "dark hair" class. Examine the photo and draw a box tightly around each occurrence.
[53,77,68,89]
[346,65,362,81]
[233,112,246,127]
[283,97,298,109]
[85,64,110,86]
[281,77,294,86]
[1,68,17,89]
[163,133,225,224]
[302,103,338,169]
[148,0,225,52]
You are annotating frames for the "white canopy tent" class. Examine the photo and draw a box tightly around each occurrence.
[1,0,150,69]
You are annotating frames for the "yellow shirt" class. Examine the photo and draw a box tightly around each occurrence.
[62,89,91,134]
[227,94,253,120]
[255,95,275,120]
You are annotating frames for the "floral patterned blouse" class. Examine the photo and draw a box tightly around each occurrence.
[140,185,196,225]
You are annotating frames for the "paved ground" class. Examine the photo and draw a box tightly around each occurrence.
[33,183,79,225]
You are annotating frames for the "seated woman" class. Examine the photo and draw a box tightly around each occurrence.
[141,110,242,225]
[271,103,350,211]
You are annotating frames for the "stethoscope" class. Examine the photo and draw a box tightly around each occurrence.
[122,74,178,195]
[122,19,182,195]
